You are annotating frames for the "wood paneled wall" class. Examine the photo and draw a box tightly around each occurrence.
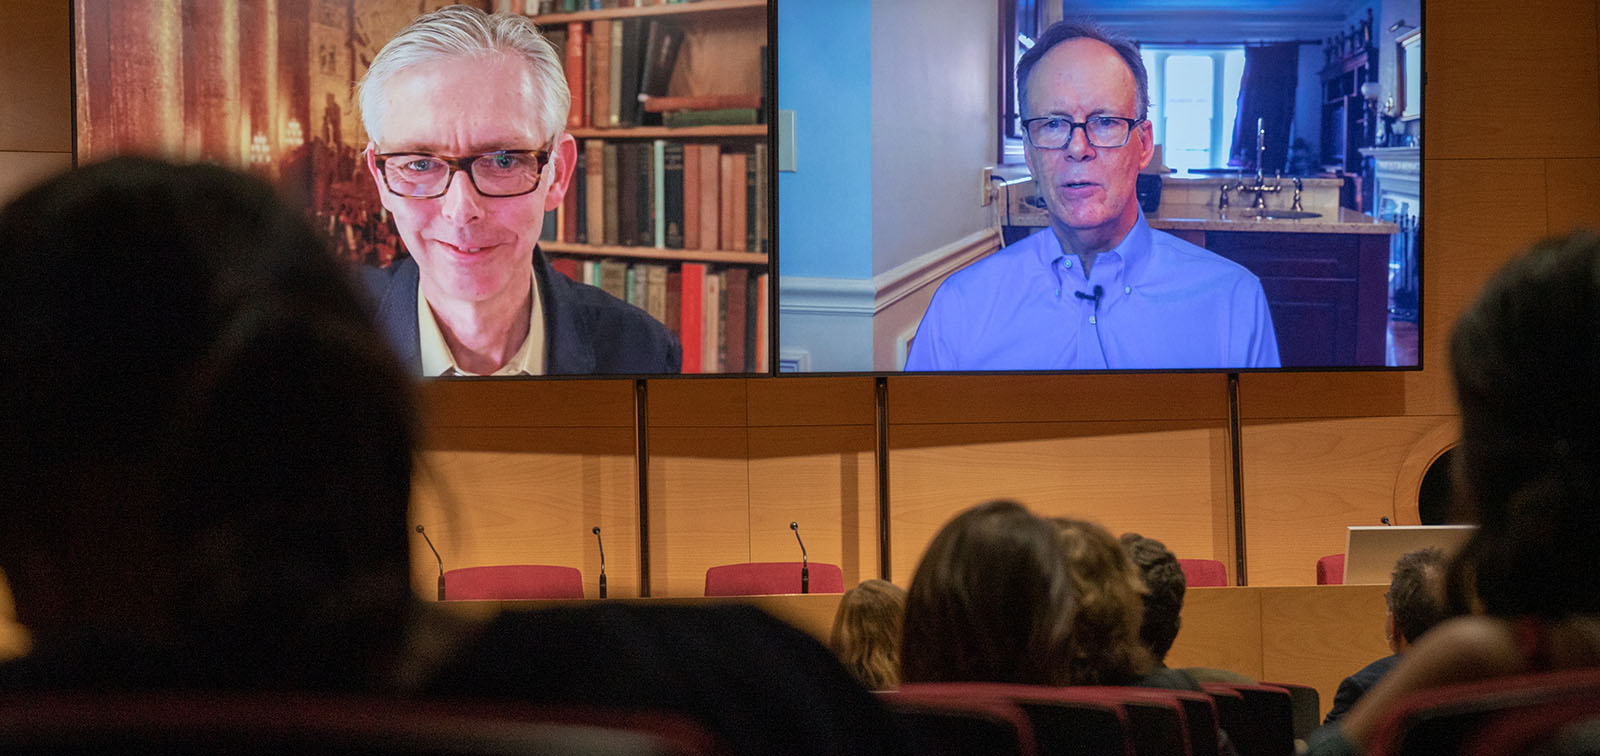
[7,0,1600,610]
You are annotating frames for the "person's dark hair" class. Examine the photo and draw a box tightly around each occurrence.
[1055,519,1151,685]
[1387,548,1447,644]
[1016,20,1149,120]
[1447,229,1600,619]
[1120,532,1185,663]
[901,500,1075,685]
[830,579,907,690]
[0,157,419,689]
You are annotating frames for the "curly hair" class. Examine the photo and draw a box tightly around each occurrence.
[830,579,907,690]
[1055,519,1153,685]
[1120,532,1186,663]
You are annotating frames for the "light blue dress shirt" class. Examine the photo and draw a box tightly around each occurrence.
[904,216,1280,371]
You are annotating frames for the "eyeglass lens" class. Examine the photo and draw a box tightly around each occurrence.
[1027,117,1133,149]
[383,153,543,198]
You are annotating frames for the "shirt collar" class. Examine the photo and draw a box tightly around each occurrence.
[1035,209,1153,287]
[418,268,546,377]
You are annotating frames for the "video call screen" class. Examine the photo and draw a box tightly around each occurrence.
[73,0,1421,377]
[72,0,773,377]
[773,0,1422,374]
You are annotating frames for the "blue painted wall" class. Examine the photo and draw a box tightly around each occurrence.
[776,0,873,280]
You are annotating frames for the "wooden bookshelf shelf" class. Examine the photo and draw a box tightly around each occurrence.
[542,241,768,265]
[531,0,765,25]
[568,125,766,139]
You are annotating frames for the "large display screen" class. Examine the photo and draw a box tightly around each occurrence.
[72,0,772,377]
[774,0,1422,374]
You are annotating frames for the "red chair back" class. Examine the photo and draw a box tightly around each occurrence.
[1259,680,1322,739]
[880,687,1038,756]
[896,682,1134,756]
[1370,667,1600,756]
[0,691,728,755]
[1179,559,1229,587]
[1317,554,1345,585]
[1202,683,1294,756]
[444,564,585,600]
[703,562,844,596]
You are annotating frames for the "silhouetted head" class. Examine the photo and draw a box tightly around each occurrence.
[1120,532,1185,663]
[1055,519,1151,685]
[830,579,907,690]
[901,500,1075,685]
[1448,229,1600,618]
[0,157,419,689]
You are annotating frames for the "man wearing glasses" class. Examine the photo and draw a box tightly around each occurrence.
[905,21,1278,371]
[359,6,679,376]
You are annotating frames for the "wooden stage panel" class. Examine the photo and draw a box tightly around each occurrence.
[1259,586,1391,721]
[647,426,753,597]
[411,427,638,598]
[747,426,879,587]
[889,420,1231,584]
[1166,586,1264,680]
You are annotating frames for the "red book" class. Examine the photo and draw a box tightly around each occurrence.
[678,262,706,374]
[682,144,701,250]
[564,22,586,129]
[727,152,747,252]
[723,267,747,373]
[699,144,720,251]
[549,257,581,281]
[754,272,769,372]
[591,19,611,129]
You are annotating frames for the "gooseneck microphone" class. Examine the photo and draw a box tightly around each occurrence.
[416,525,445,601]
[593,526,607,598]
[1380,516,1393,526]
[791,521,810,595]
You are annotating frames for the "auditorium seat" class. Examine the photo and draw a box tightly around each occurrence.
[1258,680,1321,739]
[1178,559,1229,587]
[1316,554,1345,585]
[0,691,726,755]
[1369,667,1600,756]
[879,687,1039,756]
[443,564,585,600]
[894,682,1137,756]
[703,562,843,596]
[1202,682,1294,756]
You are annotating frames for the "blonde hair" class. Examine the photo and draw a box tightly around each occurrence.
[830,579,907,690]
[1054,518,1153,685]
[357,5,568,145]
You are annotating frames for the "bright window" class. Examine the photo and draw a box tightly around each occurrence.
[1140,47,1244,172]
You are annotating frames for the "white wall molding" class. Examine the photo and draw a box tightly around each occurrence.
[872,227,1001,314]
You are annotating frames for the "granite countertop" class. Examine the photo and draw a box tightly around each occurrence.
[1149,204,1399,235]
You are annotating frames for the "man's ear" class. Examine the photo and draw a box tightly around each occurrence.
[1135,119,1155,171]
[363,143,386,194]
[542,133,580,213]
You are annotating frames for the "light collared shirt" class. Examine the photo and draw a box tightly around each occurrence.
[419,269,546,376]
[904,213,1280,371]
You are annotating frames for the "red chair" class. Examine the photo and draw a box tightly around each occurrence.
[1179,559,1229,587]
[703,562,843,596]
[0,691,728,755]
[1202,682,1294,756]
[895,682,1135,756]
[443,564,584,600]
[1370,667,1600,756]
[1317,554,1345,585]
[1259,680,1322,740]
[1464,699,1600,756]
[880,687,1038,756]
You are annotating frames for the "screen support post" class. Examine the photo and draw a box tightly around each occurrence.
[635,379,651,597]
[1228,373,1247,586]
[875,376,892,582]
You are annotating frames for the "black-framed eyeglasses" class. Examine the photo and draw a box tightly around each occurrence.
[374,149,551,199]
[1020,116,1145,150]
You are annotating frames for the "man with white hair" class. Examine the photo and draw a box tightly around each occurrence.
[359,5,679,376]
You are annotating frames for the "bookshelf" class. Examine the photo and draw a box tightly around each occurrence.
[531,0,770,374]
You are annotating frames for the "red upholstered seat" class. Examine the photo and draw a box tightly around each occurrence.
[894,682,1138,756]
[443,564,584,600]
[702,562,843,596]
[881,686,1042,756]
[1179,558,1229,587]
[1202,682,1295,756]
[1370,667,1600,756]
[1317,553,1346,585]
[0,691,726,755]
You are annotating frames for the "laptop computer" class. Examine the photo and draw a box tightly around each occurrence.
[1342,525,1477,585]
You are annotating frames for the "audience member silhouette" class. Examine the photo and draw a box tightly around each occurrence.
[1308,230,1600,754]
[0,156,422,692]
[1320,548,1448,726]
[1053,518,1155,686]
[900,500,1075,685]
[0,158,905,756]
[831,579,907,690]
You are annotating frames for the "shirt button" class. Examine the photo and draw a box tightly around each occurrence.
[1124,285,1132,294]
[1064,259,1073,268]
[1089,315,1097,324]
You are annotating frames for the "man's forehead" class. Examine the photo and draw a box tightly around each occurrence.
[375,53,550,151]
[1025,37,1138,115]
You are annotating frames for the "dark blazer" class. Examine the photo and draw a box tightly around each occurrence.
[361,249,680,375]
[1321,653,1399,725]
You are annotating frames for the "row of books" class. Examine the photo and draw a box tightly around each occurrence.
[548,258,770,373]
[511,0,695,14]
[552,18,684,130]
[543,140,769,253]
